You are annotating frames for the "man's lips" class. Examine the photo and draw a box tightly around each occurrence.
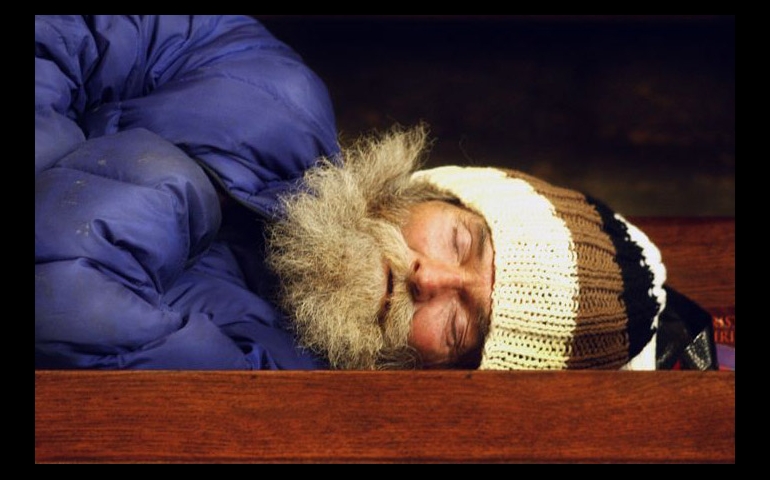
[378,262,394,326]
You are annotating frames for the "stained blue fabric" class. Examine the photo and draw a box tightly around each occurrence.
[35,15,340,369]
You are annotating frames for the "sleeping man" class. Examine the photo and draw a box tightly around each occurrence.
[35,15,715,370]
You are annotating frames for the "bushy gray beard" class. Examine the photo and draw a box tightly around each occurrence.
[266,125,456,369]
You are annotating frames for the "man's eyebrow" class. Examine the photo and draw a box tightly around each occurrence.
[476,221,488,262]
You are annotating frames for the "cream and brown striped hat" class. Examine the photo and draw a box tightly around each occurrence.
[412,166,667,370]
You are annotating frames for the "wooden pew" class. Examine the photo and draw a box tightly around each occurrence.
[631,217,734,317]
[34,217,735,463]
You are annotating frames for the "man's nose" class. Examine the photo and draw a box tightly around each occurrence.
[409,258,464,302]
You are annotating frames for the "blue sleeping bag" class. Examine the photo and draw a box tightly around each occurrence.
[35,15,341,369]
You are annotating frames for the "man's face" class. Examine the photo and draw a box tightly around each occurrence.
[395,200,494,367]
[267,125,494,369]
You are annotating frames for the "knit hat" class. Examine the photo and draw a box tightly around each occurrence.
[411,166,667,370]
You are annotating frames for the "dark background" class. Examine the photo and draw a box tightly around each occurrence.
[257,15,735,217]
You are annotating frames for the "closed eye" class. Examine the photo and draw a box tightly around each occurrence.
[454,311,468,358]
[452,224,461,263]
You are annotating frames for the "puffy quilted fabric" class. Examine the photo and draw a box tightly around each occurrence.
[35,15,340,369]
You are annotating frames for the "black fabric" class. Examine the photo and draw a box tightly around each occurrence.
[585,196,658,358]
[656,286,718,370]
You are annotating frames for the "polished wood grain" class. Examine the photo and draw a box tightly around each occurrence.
[631,217,734,314]
[34,217,736,463]
[35,370,734,463]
